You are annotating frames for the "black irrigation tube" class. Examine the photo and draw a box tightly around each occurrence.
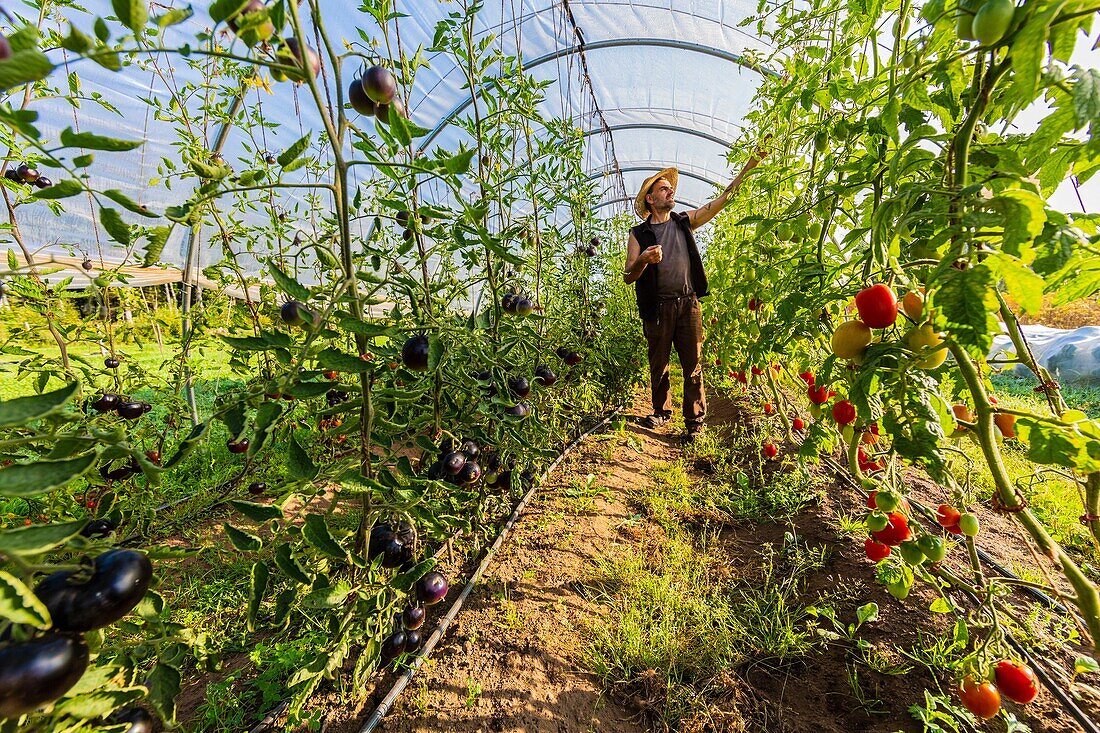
[356,405,624,733]
[818,453,1100,733]
[241,404,624,733]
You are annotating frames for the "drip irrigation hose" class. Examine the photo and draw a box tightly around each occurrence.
[818,453,1100,733]
[355,405,623,733]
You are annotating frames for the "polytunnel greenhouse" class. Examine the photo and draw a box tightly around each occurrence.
[2,0,1100,730]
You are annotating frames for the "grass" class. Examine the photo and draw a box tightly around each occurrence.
[579,450,833,730]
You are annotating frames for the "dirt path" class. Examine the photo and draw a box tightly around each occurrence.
[361,392,672,733]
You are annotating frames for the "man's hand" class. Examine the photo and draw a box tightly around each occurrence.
[639,245,663,265]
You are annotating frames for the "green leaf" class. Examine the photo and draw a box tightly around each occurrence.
[223,522,262,552]
[102,189,157,217]
[303,582,351,609]
[0,520,84,556]
[184,153,230,181]
[267,261,310,301]
[248,400,283,456]
[143,226,171,266]
[221,335,273,351]
[937,265,999,359]
[986,252,1044,314]
[277,133,312,168]
[53,687,144,719]
[0,381,78,428]
[302,514,345,559]
[393,557,434,593]
[1072,68,1100,132]
[247,561,269,631]
[444,147,476,175]
[100,206,131,246]
[1009,0,1067,102]
[32,178,83,199]
[989,189,1047,257]
[1074,655,1100,674]
[288,436,318,481]
[164,422,207,469]
[428,334,444,371]
[61,24,92,53]
[229,500,282,523]
[0,453,97,497]
[60,127,143,152]
[0,50,54,92]
[337,317,391,337]
[316,347,372,374]
[112,0,148,32]
[274,543,311,584]
[0,570,51,628]
[209,0,250,23]
[1016,418,1084,469]
[856,602,879,625]
[929,597,955,613]
[145,663,180,724]
[156,6,194,26]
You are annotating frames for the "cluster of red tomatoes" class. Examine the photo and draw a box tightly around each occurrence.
[959,660,1040,719]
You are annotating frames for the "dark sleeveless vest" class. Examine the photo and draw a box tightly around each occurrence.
[630,210,709,322]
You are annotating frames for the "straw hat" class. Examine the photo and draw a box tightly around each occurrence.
[633,167,679,219]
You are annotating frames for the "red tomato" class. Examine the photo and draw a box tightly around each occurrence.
[945,522,964,535]
[751,366,764,375]
[994,661,1039,704]
[323,370,338,379]
[855,284,898,328]
[748,298,759,311]
[798,370,815,385]
[936,504,962,527]
[808,385,829,405]
[762,443,778,459]
[959,676,1001,719]
[832,400,856,425]
[866,491,878,510]
[871,512,910,546]
[763,403,774,415]
[715,358,723,366]
[792,417,806,431]
[864,538,891,561]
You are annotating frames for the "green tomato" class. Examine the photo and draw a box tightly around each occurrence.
[899,540,925,566]
[956,8,976,40]
[841,425,855,443]
[959,512,980,537]
[866,512,890,533]
[901,52,916,68]
[875,489,903,513]
[813,131,828,153]
[808,222,823,240]
[777,222,793,241]
[972,0,1014,46]
[918,535,947,563]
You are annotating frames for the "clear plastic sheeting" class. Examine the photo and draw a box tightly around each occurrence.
[991,325,1100,386]
[6,0,776,277]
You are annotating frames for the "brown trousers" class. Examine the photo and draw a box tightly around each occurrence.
[642,295,706,429]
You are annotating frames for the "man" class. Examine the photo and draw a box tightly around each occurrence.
[623,151,765,441]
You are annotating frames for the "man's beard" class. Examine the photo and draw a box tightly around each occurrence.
[652,197,674,213]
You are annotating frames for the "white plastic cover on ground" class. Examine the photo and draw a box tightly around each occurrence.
[991,325,1100,386]
[7,0,774,280]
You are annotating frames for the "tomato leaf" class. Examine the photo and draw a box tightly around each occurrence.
[267,260,311,301]
[223,522,263,552]
[229,500,282,523]
[302,514,346,559]
[936,265,998,359]
[145,663,181,724]
[0,570,51,628]
[32,178,83,199]
[986,252,1044,314]
[60,127,143,152]
[288,435,318,480]
[277,133,311,168]
[164,422,207,469]
[302,581,351,608]
[100,206,132,245]
[0,381,78,428]
[316,347,372,373]
[0,49,54,92]
[0,520,85,556]
[111,0,148,33]
[0,453,97,497]
[274,543,311,584]
[247,561,269,631]
[53,687,145,719]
